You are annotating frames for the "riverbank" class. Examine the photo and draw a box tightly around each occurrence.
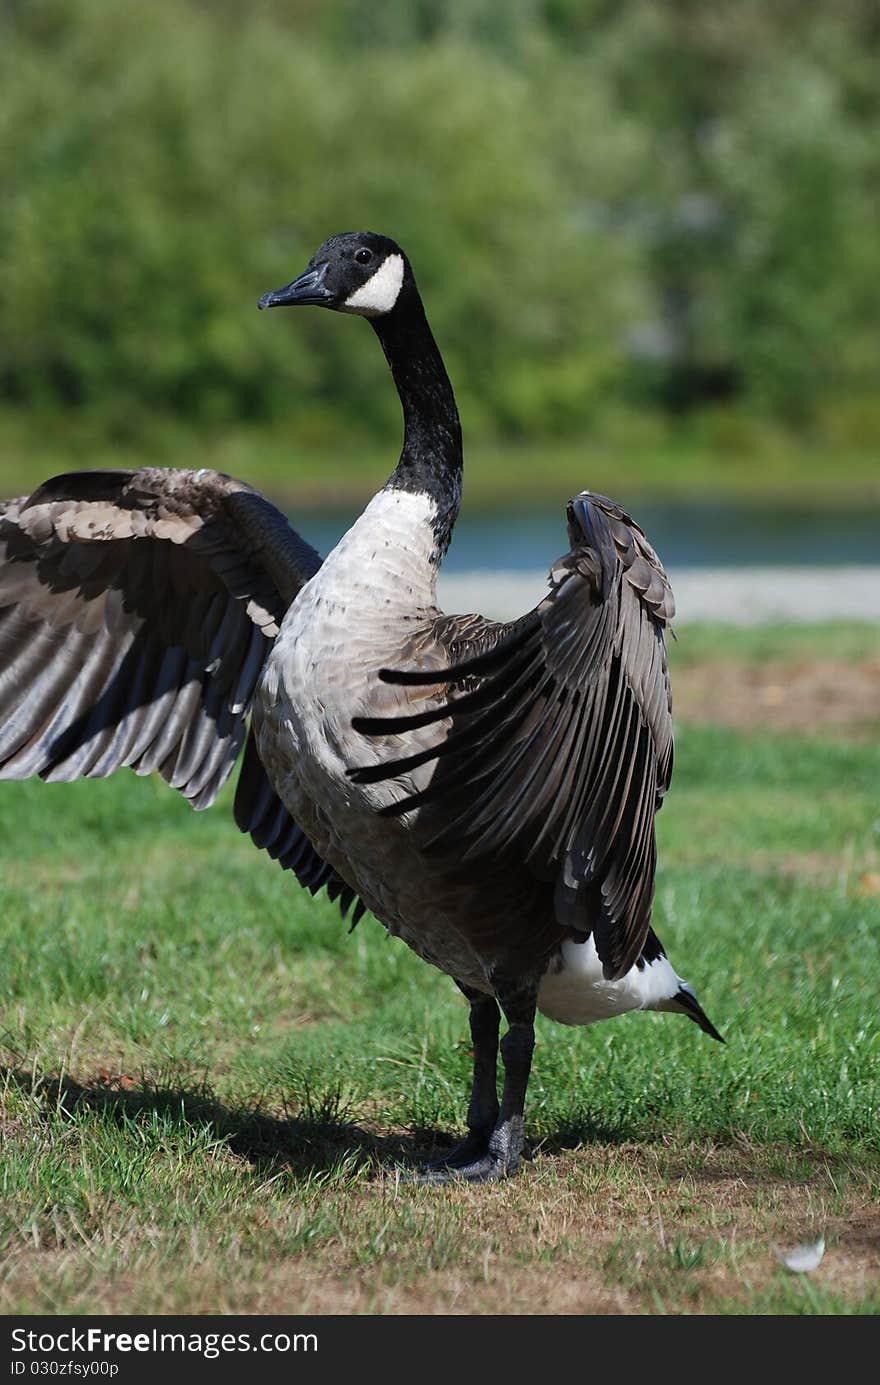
[1,411,878,513]
[439,566,880,624]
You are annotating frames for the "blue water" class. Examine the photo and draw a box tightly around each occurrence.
[298,501,879,571]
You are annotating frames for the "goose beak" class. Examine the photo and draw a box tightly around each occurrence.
[258,262,333,309]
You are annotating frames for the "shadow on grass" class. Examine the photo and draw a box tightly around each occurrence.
[4,1065,873,1194]
[1,1064,466,1181]
[2,1063,639,1181]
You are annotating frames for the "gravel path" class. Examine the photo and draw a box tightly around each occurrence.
[438,565,880,624]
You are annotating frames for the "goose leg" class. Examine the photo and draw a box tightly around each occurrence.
[426,985,500,1172]
[421,976,538,1184]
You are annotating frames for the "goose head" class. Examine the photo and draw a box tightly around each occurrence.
[258,232,413,320]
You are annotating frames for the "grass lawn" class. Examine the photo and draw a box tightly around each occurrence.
[0,624,878,1315]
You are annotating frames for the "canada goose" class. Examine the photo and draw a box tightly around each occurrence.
[0,231,721,1182]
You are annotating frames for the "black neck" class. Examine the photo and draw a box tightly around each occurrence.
[371,298,463,560]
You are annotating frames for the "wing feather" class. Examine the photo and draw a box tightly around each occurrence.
[0,468,364,921]
[350,491,674,978]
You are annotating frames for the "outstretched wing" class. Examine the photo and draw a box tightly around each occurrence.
[0,466,362,918]
[350,492,674,979]
[233,727,367,927]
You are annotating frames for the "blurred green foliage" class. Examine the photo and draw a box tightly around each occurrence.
[1,0,879,448]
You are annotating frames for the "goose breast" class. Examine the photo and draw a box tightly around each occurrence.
[254,491,523,989]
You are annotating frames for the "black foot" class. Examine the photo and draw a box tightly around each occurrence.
[424,1131,491,1173]
[396,976,537,1188]
[411,1116,525,1184]
[413,1150,519,1185]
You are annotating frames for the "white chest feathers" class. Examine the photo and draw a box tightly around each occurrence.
[299,487,441,616]
[263,486,442,780]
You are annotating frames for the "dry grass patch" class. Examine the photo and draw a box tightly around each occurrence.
[1,1129,876,1315]
[673,656,880,737]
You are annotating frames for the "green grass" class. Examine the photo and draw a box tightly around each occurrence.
[0,632,878,1313]
[668,620,880,670]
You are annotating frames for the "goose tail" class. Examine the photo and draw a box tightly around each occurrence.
[670,984,725,1043]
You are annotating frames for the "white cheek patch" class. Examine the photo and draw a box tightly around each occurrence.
[343,253,404,317]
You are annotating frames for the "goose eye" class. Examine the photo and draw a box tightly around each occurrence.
[355,248,372,266]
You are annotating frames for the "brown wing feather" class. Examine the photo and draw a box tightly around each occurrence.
[349,492,674,980]
[0,468,310,806]
[233,729,367,926]
[0,467,362,916]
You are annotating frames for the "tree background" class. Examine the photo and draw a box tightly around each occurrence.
[2,0,878,472]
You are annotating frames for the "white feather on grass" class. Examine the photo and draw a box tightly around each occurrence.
[774,1237,825,1273]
